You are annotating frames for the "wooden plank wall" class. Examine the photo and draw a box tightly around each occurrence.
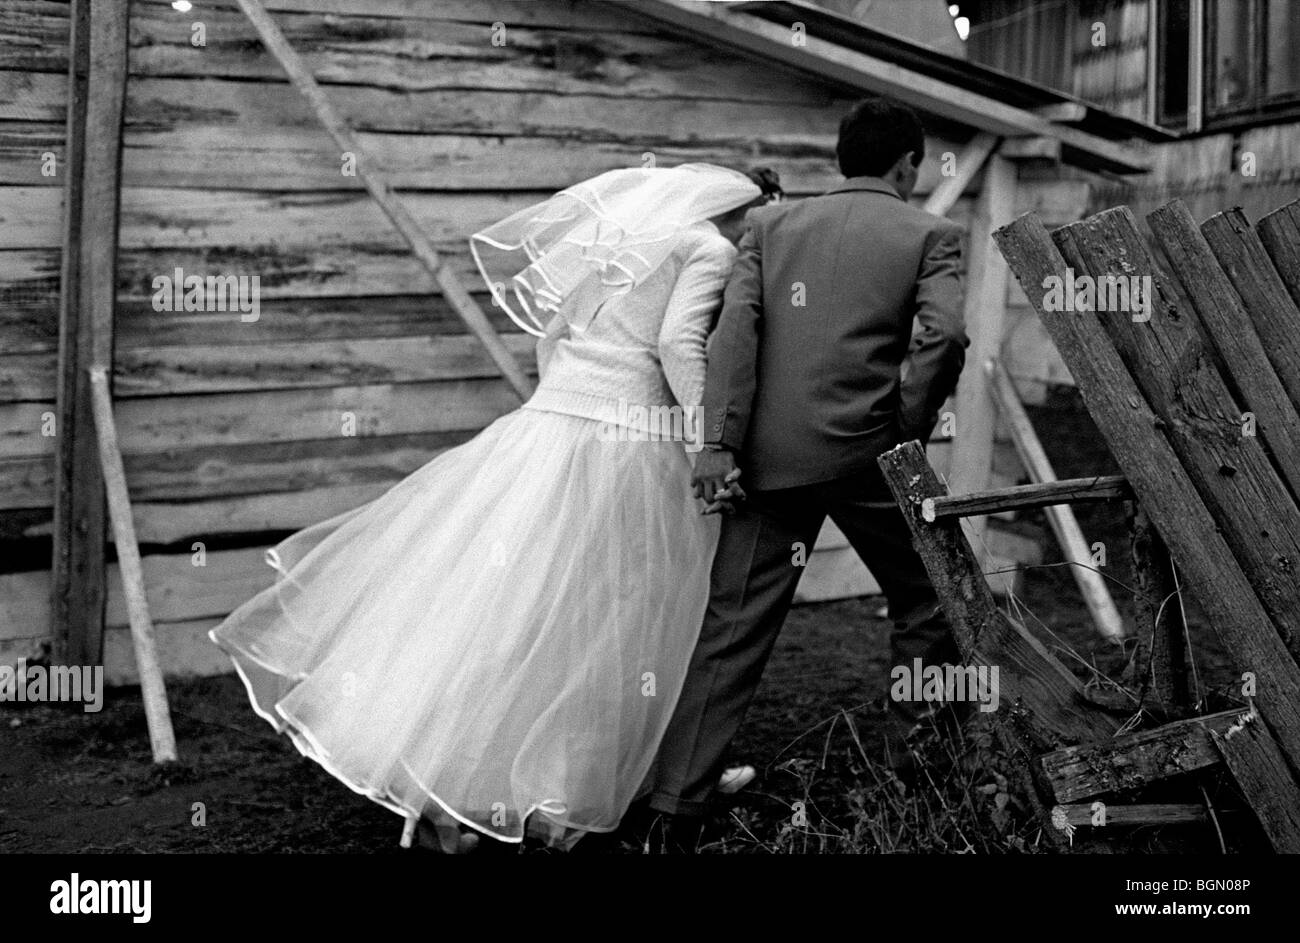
[1069,0,1150,123]
[0,0,1088,679]
[1089,122,1300,227]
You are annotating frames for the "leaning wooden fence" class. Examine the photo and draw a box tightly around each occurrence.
[879,196,1300,853]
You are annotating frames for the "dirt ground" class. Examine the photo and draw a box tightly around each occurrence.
[0,388,1247,854]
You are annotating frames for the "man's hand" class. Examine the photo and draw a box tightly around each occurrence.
[693,449,747,514]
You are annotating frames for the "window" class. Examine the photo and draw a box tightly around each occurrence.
[1157,0,1190,123]
[1161,0,1300,129]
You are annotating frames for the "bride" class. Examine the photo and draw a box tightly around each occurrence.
[208,163,781,852]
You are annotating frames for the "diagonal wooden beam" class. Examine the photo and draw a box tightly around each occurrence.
[622,0,1151,174]
[1146,201,1300,499]
[1256,199,1300,310]
[989,359,1126,641]
[233,0,534,403]
[1199,207,1300,412]
[921,132,999,218]
[89,367,177,764]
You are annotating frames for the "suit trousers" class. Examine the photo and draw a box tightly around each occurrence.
[648,463,958,817]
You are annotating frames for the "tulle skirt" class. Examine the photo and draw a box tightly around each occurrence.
[209,406,719,848]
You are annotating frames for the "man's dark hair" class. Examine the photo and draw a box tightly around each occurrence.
[836,98,925,178]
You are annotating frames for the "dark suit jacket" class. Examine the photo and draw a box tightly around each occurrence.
[701,176,969,491]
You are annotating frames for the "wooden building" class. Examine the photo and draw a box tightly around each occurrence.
[956,0,1300,219]
[0,0,1155,684]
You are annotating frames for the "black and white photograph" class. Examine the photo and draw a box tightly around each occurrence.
[0,0,1296,921]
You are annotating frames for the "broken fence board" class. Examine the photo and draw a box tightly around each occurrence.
[878,442,1116,749]
[993,212,1300,776]
[1051,207,1300,666]
[922,476,1130,522]
[1040,708,1243,803]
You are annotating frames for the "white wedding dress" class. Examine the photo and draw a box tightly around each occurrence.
[209,221,738,848]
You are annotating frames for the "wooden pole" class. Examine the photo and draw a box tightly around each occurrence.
[232,0,534,403]
[987,359,1126,641]
[946,154,1016,584]
[1199,207,1300,412]
[89,368,178,764]
[52,0,128,667]
[1148,201,1300,500]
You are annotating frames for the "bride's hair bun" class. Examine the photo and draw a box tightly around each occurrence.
[745,166,784,204]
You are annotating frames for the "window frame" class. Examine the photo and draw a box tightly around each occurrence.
[1159,0,1300,132]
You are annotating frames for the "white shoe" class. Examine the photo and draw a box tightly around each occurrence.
[718,764,757,795]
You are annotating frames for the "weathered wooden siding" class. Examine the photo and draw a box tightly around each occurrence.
[1090,121,1300,225]
[0,0,1091,677]
[1070,0,1150,122]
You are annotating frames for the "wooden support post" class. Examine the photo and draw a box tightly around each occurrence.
[1052,206,1300,666]
[1256,199,1300,309]
[922,476,1131,522]
[988,359,1126,641]
[921,132,999,218]
[88,368,177,764]
[52,0,128,667]
[1040,708,1242,803]
[1127,503,1191,716]
[1211,708,1300,852]
[233,0,534,403]
[994,212,1300,777]
[946,154,1016,585]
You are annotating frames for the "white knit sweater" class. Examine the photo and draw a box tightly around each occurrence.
[522,222,738,436]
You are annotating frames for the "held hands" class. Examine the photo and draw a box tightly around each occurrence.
[692,448,747,515]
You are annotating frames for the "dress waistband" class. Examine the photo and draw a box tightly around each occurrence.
[524,387,702,445]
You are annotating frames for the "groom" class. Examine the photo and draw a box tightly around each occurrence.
[649,97,969,840]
